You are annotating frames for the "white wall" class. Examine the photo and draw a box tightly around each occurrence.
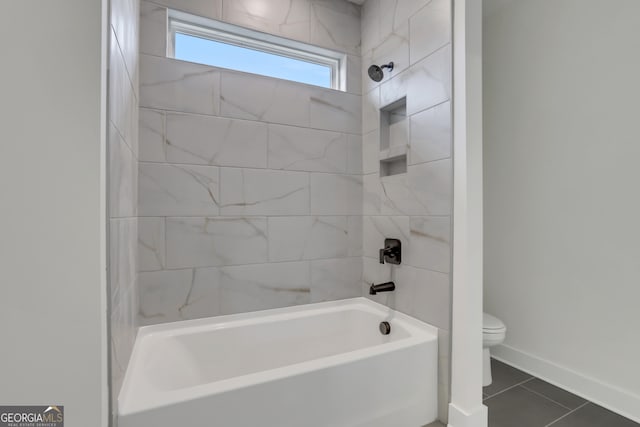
[484,0,640,420]
[0,1,108,426]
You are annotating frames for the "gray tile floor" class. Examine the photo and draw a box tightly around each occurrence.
[484,359,640,427]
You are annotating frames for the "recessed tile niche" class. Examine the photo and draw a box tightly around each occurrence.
[380,97,408,177]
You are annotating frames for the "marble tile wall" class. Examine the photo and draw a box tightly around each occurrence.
[137,0,452,421]
[108,0,140,423]
[360,0,453,422]
[137,0,363,326]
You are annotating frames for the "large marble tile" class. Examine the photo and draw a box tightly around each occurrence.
[380,159,452,216]
[138,217,165,272]
[268,124,348,173]
[219,168,309,216]
[310,257,362,302]
[140,54,221,115]
[408,216,451,273]
[393,265,450,329]
[362,130,380,175]
[111,0,139,91]
[370,23,410,80]
[361,0,381,57]
[166,113,268,168]
[139,163,219,216]
[109,29,138,155]
[347,215,363,256]
[268,216,349,262]
[109,123,137,218]
[379,173,426,216]
[379,67,410,108]
[219,261,311,314]
[110,284,136,403]
[165,217,268,268]
[220,71,310,127]
[362,173,383,215]
[109,217,138,308]
[310,0,361,55]
[362,87,381,134]
[110,296,136,405]
[151,0,222,20]
[138,267,221,325]
[379,0,429,39]
[409,0,452,65]
[407,159,452,215]
[111,273,137,344]
[139,108,165,162]
[346,54,362,95]
[409,101,452,165]
[310,173,362,215]
[407,45,452,115]
[309,89,361,134]
[222,0,311,42]
[347,134,363,175]
[363,215,410,260]
[140,0,167,57]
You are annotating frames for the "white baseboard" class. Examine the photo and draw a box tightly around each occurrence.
[492,344,640,424]
[447,403,487,427]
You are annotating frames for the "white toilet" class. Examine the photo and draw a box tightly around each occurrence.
[483,312,506,386]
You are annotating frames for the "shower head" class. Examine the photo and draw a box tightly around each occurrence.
[367,62,394,82]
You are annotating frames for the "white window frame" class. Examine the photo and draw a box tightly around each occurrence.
[167,10,347,91]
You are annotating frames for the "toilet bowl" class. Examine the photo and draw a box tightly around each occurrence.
[483,312,506,386]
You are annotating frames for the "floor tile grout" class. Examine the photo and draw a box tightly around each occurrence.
[544,402,590,427]
[485,359,640,427]
[520,383,575,411]
[483,377,534,401]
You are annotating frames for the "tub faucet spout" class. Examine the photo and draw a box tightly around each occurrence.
[369,281,395,295]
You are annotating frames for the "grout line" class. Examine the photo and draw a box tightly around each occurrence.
[520,383,574,411]
[138,97,363,135]
[140,255,364,274]
[544,402,590,427]
[483,377,534,401]
[406,98,451,119]
[139,160,361,176]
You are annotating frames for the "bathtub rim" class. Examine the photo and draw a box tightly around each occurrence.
[118,297,439,417]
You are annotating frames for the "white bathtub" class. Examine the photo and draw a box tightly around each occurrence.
[118,297,438,427]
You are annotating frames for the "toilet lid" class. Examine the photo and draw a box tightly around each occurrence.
[483,313,505,331]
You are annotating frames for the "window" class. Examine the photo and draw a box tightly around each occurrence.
[168,10,346,90]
